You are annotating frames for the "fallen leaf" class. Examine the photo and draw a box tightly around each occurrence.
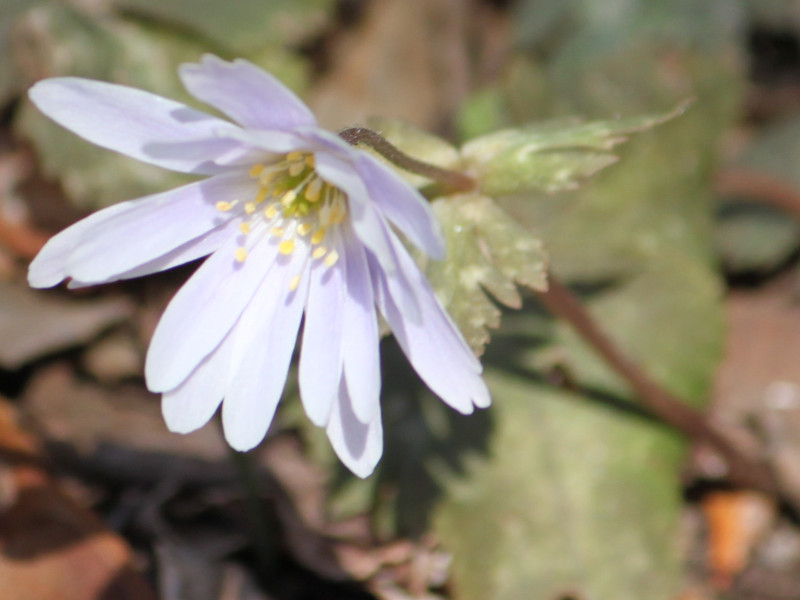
[0,398,156,600]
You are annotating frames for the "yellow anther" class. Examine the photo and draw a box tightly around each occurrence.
[324,250,340,267]
[281,190,297,207]
[329,207,346,225]
[215,201,234,211]
[312,246,327,260]
[264,204,279,219]
[305,178,322,202]
[279,239,295,255]
[289,274,301,292]
[288,162,304,177]
[270,227,285,238]
[235,247,248,263]
[249,164,265,177]
[296,222,313,236]
[259,168,279,185]
[239,222,251,235]
[311,228,326,245]
[286,151,303,162]
[254,187,268,204]
[244,202,256,214]
[305,154,315,167]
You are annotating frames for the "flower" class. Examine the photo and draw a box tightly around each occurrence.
[27,55,490,477]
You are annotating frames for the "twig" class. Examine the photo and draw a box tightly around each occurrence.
[338,127,476,194]
[536,275,780,496]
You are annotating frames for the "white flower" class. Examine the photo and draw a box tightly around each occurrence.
[27,55,490,477]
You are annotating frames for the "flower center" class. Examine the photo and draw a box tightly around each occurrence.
[215,151,347,288]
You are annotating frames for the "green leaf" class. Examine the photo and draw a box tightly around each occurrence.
[461,105,686,197]
[434,371,685,600]
[425,194,547,355]
[543,251,725,406]
[112,0,335,54]
[715,202,800,274]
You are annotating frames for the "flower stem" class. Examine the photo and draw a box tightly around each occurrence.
[338,127,476,194]
[536,275,780,497]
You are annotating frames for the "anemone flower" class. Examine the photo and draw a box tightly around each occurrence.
[27,55,489,477]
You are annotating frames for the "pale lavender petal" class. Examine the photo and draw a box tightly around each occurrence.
[340,228,381,424]
[67,173,253,282]
[145,232,282,392]
[179,55,316,131]
[326,379,383,478]
[222,250,310,451]
[299,230,346,427]
[161,327,234,433]
[65,223,235,289]
[372,232,490,413]
[355,153,445,259]
[312,150,398,275]
[29,78,242,174]
[28,199,137,288]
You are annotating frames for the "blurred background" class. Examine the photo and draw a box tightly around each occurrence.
[2,0,800,599]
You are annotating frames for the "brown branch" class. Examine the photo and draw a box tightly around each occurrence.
[338,127,476,194]
[536,276,779,496]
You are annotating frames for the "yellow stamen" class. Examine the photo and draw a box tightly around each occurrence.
[279,239,295,255]
[296,222,313,236]
[286,151,303,162]
[311,228,326,245]
[289,274,301,291]
[288,162,304,177]
[305,154,315,167]
[259,169,280,185]
[249,164,265,177]
[264,204,278,219]
[281,190,297,207]
[244,202,256,215]
[312,246,327,260]
[254,187,268,204]
[305,178,322,202]
[215,201,234,211]
[270,227,285,238]
[235,247,248,263]
[239,222,251,235]
[324,250,340,267]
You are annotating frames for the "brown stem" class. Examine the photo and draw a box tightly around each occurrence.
[338,127,476,194]
[536,276,779,496]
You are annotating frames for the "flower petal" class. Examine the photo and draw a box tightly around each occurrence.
[326,379,383,478]
[29,77,241,174]
[299,231,346,427]
[65,173,253,283]
[179,55,316,131]
[372,231,490,413]
[355,153,445,258]
[340,228,381,424]
[222,250,310,451]
[28,199,136,288]
[312,149,398,274]
[145,232,282,392]
[161,327,234,433]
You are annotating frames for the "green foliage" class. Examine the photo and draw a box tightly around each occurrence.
[10,0,320,210]
[435,372,685,600]
[426,193,547,355]
[715,202,800,274]
[461,107,686,197]
[112,0,334,54]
